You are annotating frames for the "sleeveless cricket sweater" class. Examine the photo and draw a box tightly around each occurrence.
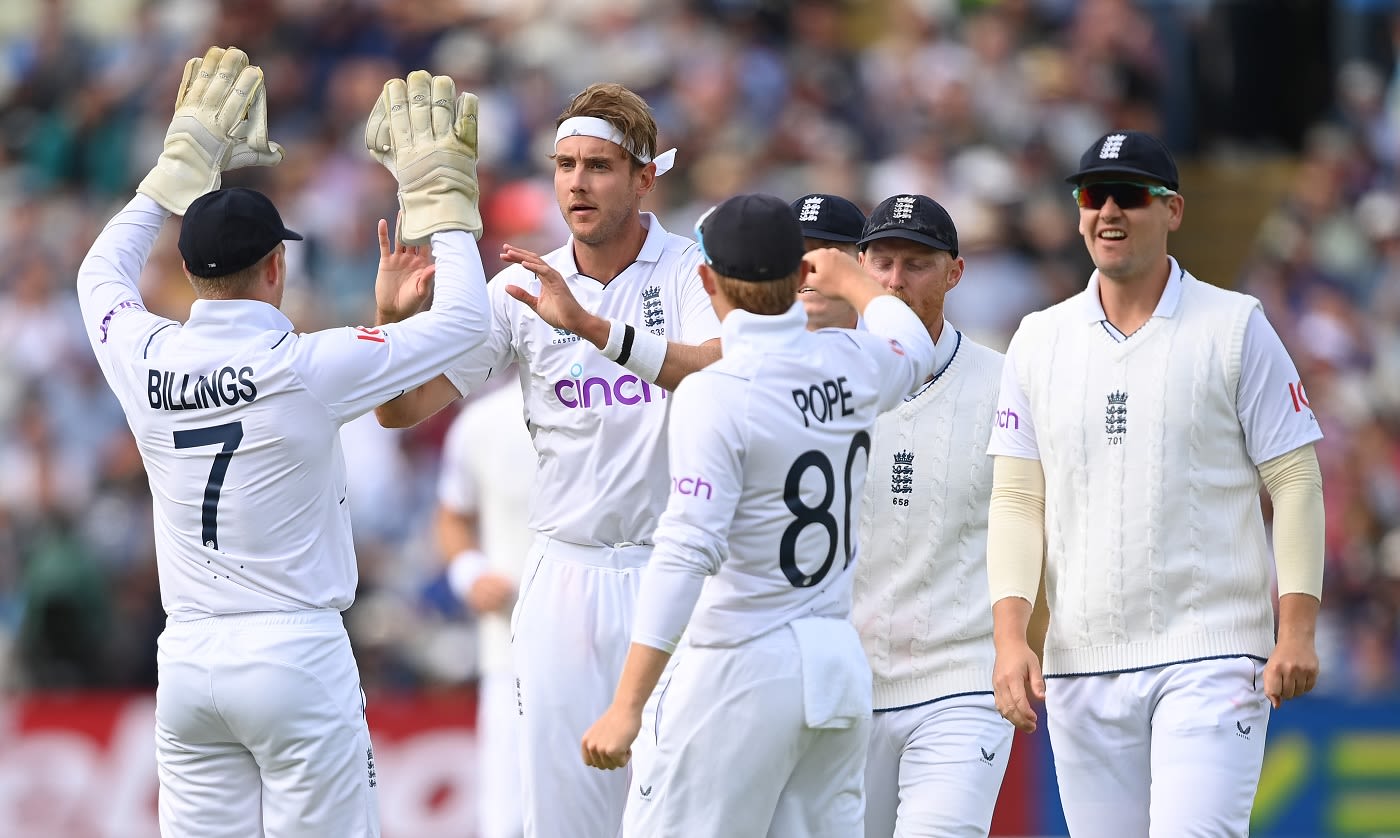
[855,336,1005,710]
[1011,274,1276,676]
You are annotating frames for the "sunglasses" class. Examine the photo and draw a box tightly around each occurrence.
[1072,181,1178,210]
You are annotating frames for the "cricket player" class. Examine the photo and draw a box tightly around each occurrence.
[580,193,937,837]
[987,130,1325,837]
[76,52,489,836]
[373,83,723,837]
[851,194,1015,838]
[436,378,535,838]
[793,192,865,330]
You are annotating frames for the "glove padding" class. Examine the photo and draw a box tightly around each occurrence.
[138,46,284,215]
[365,70,481,244]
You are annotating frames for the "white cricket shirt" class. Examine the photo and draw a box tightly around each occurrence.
[986,260,1324,675]
[989,259,1321,463]
[438,380,536,674]
[78,195,489,619]
[443,213,720,547]
[631,298,936,652]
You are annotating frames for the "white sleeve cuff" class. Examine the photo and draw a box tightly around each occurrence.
[601,321,668,384]
[631,559,706,654]
[600,319,628,360]
[446,549,490,601]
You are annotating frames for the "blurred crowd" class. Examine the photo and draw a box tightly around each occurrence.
[0,0,1396,700]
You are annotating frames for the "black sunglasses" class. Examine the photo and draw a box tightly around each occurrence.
[1072,181,1178,210]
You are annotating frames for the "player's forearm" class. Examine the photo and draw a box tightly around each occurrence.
[653,339,722,390]
[862,295,937,399]
[1277,592,1319,645]
[986,455,1046,605]
[77,195,167,326]
[434,508,478,560]
[1027,575,1051,660]
[611,643,672,715]
[374,374,459,428]
[1259,443,1324,598]
[407,232,489,344]
[631,556,707,654]
[830,268,889,315]
[992,596,1035,647]
[592,314,721,391]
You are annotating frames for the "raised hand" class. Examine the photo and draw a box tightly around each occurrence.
[138,46,284,215]
[366,70,481,244]
[502,244,593,336]
[374,214,436,323]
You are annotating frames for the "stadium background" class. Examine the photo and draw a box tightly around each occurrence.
[0,0,1397,835]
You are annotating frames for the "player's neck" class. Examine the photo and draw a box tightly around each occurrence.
[572,217,648,285]
[1097,257,1170,336]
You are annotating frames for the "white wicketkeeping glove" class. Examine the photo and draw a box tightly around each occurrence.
[365,70,481,244]
[137,46,284,215]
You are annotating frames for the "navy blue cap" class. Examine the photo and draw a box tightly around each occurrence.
[790,193,866,243]
[696,193,806,282]
[179,187,303,278]
[859,194,958,256]
[1065,130,1180,191]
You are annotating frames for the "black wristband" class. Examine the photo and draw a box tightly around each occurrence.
[616,324,637,366]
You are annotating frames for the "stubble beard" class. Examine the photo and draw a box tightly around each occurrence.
[569,197,636,246]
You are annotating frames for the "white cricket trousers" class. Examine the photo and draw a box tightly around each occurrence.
[863,693,1013,838]
[478,669,525,838]
[625,620,871,838]
[1045,657,1270,838]
[154,609,379,838]
[512,536,655,838]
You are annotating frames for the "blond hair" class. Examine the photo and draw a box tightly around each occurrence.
[186,247,277,299]
[714,271,803,316]
[557,83,658,169]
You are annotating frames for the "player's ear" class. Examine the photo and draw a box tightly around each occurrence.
[1166,192,1185,232]
[946,254,963,291]
[634,159,657,197]
[698,263,717,298]
[265,244,286,289]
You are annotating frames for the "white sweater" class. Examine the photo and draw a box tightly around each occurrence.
[1010,275,1276,676]
[854,336,1004,710]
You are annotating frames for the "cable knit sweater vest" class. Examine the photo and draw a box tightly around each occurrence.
[855,336,1004,709]
[1010,274,1276,676]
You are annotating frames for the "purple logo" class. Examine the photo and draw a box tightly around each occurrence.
[99,301,145,343]
[553,371,668,409]
[672,475,713,500]
[996,408,1019,429]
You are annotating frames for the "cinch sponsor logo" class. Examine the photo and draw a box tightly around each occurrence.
[996,408,1019,429]
[553,363,667,409]
[672,475,713,500]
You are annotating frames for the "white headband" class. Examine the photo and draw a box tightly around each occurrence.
[554,116,677,176]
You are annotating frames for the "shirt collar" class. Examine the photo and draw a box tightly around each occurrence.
[1079,256,1185,324]
[906,321,962,401]
[186,298,294,332]
[556,212,671,279]
[930,319,958,373]
[721,301,809,349]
